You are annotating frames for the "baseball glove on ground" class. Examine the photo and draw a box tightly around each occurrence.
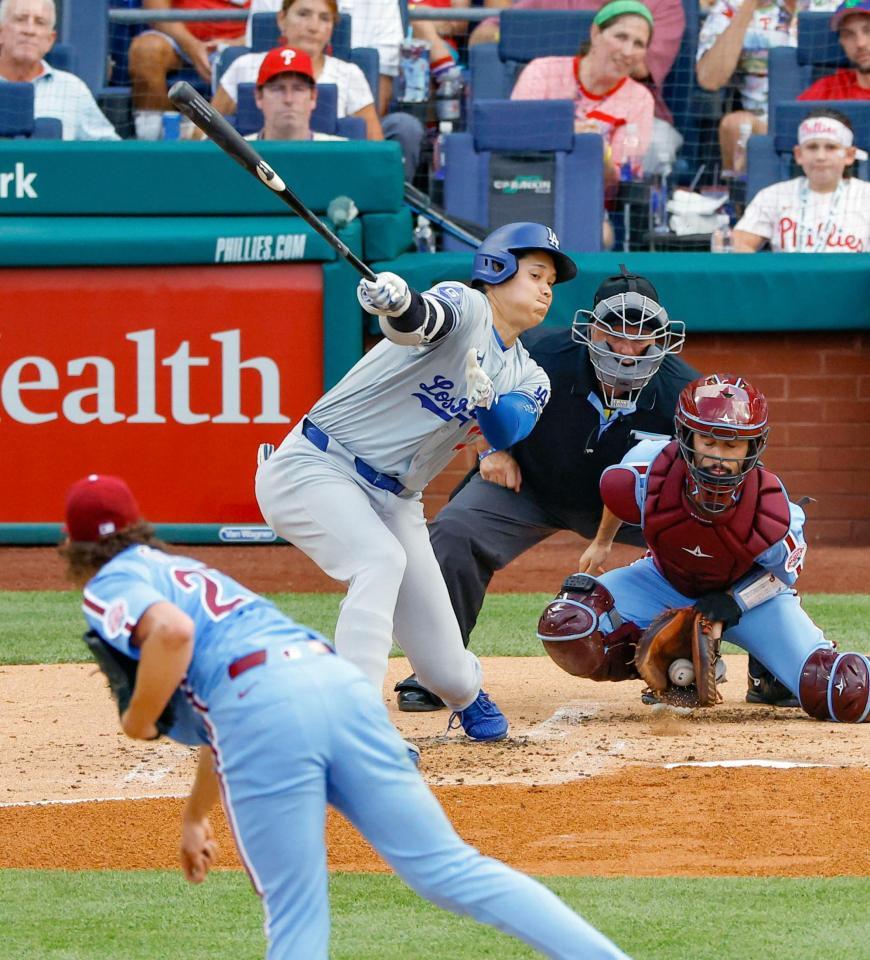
[82,629,175,737]
[634,608,722,707]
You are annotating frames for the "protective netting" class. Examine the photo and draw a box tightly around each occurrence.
[0,0,866,252]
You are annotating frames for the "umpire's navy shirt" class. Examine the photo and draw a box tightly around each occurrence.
[509,327,699,525]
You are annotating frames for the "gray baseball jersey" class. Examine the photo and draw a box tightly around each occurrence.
[307,282,551,491]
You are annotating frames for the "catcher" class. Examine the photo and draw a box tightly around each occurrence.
[538,373,870,722]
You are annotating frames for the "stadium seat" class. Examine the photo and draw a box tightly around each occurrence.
[45,43,76,74]
[0,82,63,139]
[768,12,851,124]
[746,99,870,200]
[234,82,367,139]
[442,99,604,252]
[215,45,254,89]
[469,10,594,102]
[60,0,133,134]
[0,82,35,137]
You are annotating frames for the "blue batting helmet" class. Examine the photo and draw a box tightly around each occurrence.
[472,222,577,286]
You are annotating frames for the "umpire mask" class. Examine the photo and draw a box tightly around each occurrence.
[571,292,686,409]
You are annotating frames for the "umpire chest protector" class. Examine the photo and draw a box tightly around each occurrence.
[642,443,791,597]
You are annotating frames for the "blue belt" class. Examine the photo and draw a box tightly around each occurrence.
[302,418,406,496]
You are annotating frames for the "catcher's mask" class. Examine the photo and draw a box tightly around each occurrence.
[674,373,769,515]
[571,292,686,409]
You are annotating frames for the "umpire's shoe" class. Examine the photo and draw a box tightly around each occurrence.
[745,656,799,708]
[395,673,445,712]
[448,690,509,741]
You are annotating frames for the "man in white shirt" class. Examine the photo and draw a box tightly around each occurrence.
[246,0,403,111]
[247,45,345,139]
[733,107,870,252]
[0,0,119,140]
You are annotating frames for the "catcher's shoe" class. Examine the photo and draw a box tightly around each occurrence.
[448,690,508,742]
[640,686,700,709]
[746,658,799,708]
[395,673,445,713]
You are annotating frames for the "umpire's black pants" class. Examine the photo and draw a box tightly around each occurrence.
[428,473,645,648]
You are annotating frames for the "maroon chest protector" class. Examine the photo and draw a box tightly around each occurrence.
[643,442,790,597]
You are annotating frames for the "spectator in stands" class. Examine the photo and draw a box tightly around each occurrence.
[799,0,870,99]
[732,107,869,250]
[246,0,404,114]
[215,0,423,177]
[129,0,250,140]
[696,0,839,173]
[511,0,671,177]
[246,45,346,138]
[471,0,684,170]
[0,0,119,139]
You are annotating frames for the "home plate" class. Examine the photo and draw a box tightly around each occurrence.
[527,702,600,739]
[664,759,834,770]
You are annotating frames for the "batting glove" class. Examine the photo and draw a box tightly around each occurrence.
[357,272,412,318]
[465,348,496,411]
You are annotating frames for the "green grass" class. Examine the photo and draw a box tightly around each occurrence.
[0,591,868,665]
[1,871,868,959]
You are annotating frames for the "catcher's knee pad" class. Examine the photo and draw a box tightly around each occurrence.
[799,648,870,723]
[537,574,640,681]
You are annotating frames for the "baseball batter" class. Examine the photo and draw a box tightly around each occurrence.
[65,474,633,960]
[256,222,577,741]
[538,374,870,723]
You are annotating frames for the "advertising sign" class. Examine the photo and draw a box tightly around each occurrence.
[1,264,323,525]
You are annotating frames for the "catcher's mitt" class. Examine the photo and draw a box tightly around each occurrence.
[82,629,175,737]
[634,607,722,707]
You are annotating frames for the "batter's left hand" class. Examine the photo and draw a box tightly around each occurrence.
[577,541,611,575]
[357,271,412,317]
[180,816,218,884]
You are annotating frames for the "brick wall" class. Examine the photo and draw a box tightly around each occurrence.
[421,331,870,545]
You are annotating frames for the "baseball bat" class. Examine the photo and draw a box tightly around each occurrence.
[168,80,376,280]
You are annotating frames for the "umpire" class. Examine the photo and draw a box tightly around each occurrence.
[396,267,698,711]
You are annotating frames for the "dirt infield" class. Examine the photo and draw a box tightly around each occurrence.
[2,539,869,878]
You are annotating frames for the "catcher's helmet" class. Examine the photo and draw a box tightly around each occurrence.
[471,222,577,286]
[572,289,686,408]
[675,374,769,514]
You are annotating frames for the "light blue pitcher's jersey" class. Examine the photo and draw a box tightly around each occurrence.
[81,545,324,705]
[307,282,551,491]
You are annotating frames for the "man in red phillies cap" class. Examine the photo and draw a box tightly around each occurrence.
[251,45,344,142]
[65,474,142,544]
[799,0,870,101]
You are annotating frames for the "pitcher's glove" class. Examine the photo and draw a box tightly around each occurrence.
[634,607,722,708]
[82,629,175,738]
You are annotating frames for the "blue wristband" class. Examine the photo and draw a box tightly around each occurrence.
[478,447,497,462]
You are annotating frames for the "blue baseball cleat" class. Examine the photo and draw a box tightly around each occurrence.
[448,690,509,742]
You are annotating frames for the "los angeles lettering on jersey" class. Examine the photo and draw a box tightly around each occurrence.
[413,374,476,423]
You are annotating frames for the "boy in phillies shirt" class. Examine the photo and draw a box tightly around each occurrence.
[733,108,870,252]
